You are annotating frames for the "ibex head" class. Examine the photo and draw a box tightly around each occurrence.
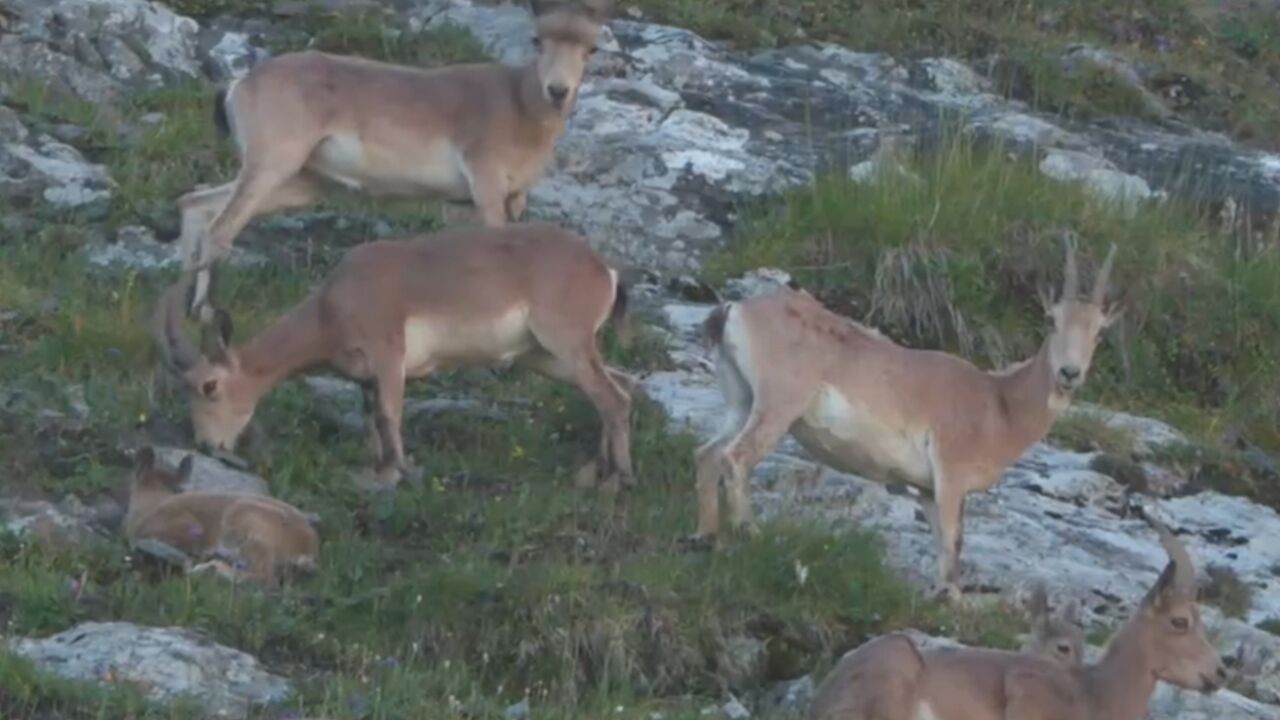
[1025,582,1085,669]
[1039,234,1122,395]
[153,277,257,452]
[529,0,612,111]
[1136,511,1228,694]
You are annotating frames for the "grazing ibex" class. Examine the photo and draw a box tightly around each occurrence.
[808,514,1228,720]
[176,0,612,315]
[154,224,634,491]
[125,447,319,587]
[694,237,1121,598]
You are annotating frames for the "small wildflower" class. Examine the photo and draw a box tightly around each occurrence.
[794,559,809,586]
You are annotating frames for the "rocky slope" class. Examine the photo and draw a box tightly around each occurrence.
[0,0,1278,718]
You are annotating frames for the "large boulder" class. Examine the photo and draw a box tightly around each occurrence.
[9,622,291,719]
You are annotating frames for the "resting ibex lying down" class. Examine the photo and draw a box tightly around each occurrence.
[176,0,612,315]
[808,514,1227,720]
[155,224,634,491]
[125,447,319,586]
[695,237,1121,598]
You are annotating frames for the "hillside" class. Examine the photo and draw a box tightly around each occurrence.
[0,1,1278,718]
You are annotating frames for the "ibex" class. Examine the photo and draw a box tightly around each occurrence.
[1023,582,1084,669]
[176,0,612,315]
[694,237,1121,598]
[125,447,319,586]
[154,224,634,491]
[807,514,1228,720]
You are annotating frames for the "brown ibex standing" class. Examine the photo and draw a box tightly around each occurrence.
[176,0,612,315]
[695,237,1121,598]
[125,447,320,587]
[154,224,634,492]
[808,514,1227,720]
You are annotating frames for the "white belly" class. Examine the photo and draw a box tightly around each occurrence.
[307,133,472,199]
[402,306,535,376]
[790,384,933,487]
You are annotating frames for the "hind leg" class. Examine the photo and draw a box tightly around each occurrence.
[693,349,753,539]
[519,348,632,490]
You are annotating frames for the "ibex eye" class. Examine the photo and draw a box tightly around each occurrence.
[1171,617,1190,631]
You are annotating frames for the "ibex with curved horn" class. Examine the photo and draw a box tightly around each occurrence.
[809,513,1228,720]
[695,237,1121,598]
[176,0,613,315]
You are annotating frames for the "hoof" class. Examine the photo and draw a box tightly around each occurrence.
[677,533,717,553]
[932,582,963,603]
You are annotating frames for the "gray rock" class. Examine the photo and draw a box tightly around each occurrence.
[1039,149,1155,209]
[0,135,113,207]
[504,699,530,720]
[86,225,265,271]
[717,635,767,690]
[721,695,752,720]
[0,35,122,105]
[641,292,1280,712]
[1059,44,1170,120]
[8,622,291,719]
[0,106,30,144]
[1,495,104,549]
[402,1,1280,274]
[759,675,815,716]
[205,31,264,82]
[151,447,269,496]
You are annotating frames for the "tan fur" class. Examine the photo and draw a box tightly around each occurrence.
[177,0,612,315]
[808,515,1227,720]
[695,238,1122,598]
[125,448,319,587]
[154,223,633,491]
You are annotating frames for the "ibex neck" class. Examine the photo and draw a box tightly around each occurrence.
[992,340,1062,450]
[236,294,330,401]
[1084,621,1158,720]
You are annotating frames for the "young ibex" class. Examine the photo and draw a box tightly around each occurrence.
[154,224,634,491]
[125,447,319,586]
[808,514,1228,720]
[694,237,1121,598]
[176,0,612,315]
[1023,582,1085,669]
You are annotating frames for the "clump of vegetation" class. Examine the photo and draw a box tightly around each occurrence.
[1259,618,1280,636]
[708,134,1280,469]
[1050,412,1139,456]
[1202,564,1253,619]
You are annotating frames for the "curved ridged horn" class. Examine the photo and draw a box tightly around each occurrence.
[1091,243,1118,305]
[1061,234,1080,301]
[1147,511,1196,594]
[152,273,200,373]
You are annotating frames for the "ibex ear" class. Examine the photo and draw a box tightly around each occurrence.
[1060,598,1081,626]
[1143,560,1178,609]
[135,446,156,473]
[1103,303,1126,328]
[530,0,559,17]
[581,0,614,21]
[199,308,234,363]
[176,455,195,486]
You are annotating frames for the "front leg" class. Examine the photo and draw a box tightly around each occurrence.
[465,161,511,228]
[505,190,528,223]
[929,477,968,601]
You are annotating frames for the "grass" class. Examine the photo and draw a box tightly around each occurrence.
[707,134,1280,472]
[631,0,1280,149]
